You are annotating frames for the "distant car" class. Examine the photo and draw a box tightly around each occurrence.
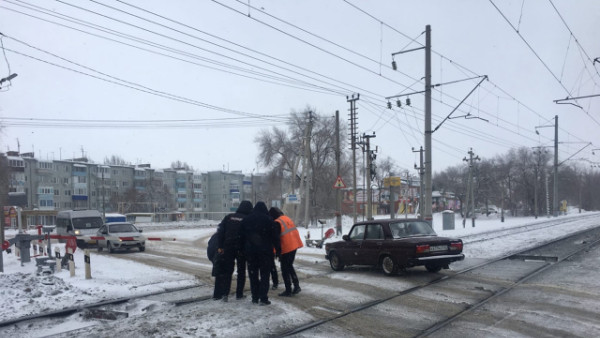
[325,218,464,276]
[478,206,498,215]
[96,222,145,253]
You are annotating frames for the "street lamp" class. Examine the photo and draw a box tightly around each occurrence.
[0,73,17,89]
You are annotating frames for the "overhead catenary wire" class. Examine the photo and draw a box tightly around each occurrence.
[342,0,597,145]
[7,0,556,147]
[1,0,594,164]
[1,2,347,97]
[488,0,600,127]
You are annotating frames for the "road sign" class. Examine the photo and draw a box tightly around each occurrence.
[383,176,402,187]
[287,194,300,204]
[333,176,346,189]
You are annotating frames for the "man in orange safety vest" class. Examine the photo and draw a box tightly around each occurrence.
[269,207,303,297]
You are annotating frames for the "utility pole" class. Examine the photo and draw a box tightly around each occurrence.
[335,111,342,235]
[389,172,395,219]
[405,171,410,219]
[553,115,559,217]
[303,112,314,226]
[535,115,559,217]
[545,170,551,217]
[387,25,432,224]
[102,167,106,218]
[424,25,433,225]
[347,94,360,224]
[412,146,425,219]
[363,132,376,220]
[462,148,480,227]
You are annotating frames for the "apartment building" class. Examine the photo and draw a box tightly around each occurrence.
[1,152,253,223]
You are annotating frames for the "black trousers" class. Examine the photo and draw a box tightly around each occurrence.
[214,252,246,298]
[280,250,299,292]
[270,257,279,286]
[247,252,273,302]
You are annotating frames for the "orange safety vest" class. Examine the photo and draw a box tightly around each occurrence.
[276,215,304,255]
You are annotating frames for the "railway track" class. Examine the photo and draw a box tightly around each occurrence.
[276,224,600,337]
[1,216,599,337]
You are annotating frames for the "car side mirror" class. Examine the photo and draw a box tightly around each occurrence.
[342,235,349,241]
[102,230,107,234]
[139,229,143,233]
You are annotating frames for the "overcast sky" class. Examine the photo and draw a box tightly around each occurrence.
[0,0,599,174]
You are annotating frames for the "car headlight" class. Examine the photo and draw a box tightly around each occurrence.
[74,230,81,235]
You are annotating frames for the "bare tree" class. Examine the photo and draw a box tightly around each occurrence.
[104,155,130,166]
[255,108,351,224]
[170,160,193,171]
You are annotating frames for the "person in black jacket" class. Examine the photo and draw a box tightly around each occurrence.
[207,232,221,279]
[239,201,280,305]
[213,200,253,302]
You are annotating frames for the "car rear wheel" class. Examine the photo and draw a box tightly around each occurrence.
[425,264,442,273]
[108,241,116,253]
[329,252,344,271]
[97,246,103,252]
[139,245,145,252]
[381,255,398,276]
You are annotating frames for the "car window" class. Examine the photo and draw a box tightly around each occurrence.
[109,223,137,233]
[365,224,383,240]
[407,222,436,235]
[348,224,366,240]
[390,221,436,238]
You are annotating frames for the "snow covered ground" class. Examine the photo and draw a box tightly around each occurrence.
[1,209,599,337]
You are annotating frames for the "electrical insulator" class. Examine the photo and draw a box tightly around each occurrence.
[406,97,411,106]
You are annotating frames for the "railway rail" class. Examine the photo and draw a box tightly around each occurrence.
[1,216,599,337]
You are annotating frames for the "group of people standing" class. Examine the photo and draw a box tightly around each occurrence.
[208,200,303,305]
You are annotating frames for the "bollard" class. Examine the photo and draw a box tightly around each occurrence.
[55,247,62,272]
[68,248,75,277]
[84,249,91,280]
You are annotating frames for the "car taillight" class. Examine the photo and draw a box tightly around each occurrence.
[450,242,463,251]
[416,244,430,254]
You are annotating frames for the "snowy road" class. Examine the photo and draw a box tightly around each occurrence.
[1,212,599,337]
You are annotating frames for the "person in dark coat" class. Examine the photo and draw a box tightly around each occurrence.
[207,231,221,278]
[213,200,253,301]
[239,201,280,305]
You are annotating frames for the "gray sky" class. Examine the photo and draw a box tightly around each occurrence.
[1,0,599,174]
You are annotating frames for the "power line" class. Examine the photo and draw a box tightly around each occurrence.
[3,46,286,122]
[342,0,599,139]
[548,0,600,80]
[487,0,600,128]
[1,1,346,96]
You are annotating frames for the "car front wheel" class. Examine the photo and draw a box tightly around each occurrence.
[329,252,345,271]
[139,245,145,252]
[108,241,116,253]
[381,255,398,276]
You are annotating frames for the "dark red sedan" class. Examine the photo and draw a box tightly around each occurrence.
[325,218,464,275]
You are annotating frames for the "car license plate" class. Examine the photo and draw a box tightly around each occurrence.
[430,245,447,252]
